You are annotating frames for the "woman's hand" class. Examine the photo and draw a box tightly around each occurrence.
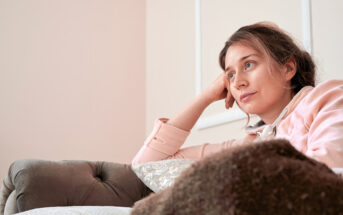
[167,73,234,131]
[202,73,235,109]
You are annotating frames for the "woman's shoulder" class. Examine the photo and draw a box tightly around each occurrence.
[296,79,343,119]
[313,79,343,91]
[300,79,343,102]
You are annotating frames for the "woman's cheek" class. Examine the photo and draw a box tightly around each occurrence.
[230,92,240,104]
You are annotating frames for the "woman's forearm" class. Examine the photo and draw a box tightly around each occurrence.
[167,92,213,131]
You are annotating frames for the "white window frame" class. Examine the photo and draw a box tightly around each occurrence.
[194,0,312,130]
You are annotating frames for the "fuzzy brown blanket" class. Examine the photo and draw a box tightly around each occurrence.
[131,139,343,215]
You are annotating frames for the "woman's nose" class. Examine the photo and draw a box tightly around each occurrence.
[233,72,248,89]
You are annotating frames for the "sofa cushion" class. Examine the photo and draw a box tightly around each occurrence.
[0,159,152,215]
[132,159,195,192]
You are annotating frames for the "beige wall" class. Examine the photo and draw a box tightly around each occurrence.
[312,0,343,81]
[145,0,196,134]
[0,0,146,180]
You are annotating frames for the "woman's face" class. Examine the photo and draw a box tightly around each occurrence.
[224,43,294,123]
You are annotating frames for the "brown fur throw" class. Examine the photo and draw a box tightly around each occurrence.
[131,139,343,215]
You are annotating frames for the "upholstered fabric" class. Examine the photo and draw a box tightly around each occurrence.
[0,159,152,215]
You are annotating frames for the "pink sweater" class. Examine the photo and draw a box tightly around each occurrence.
[132,80,343,168]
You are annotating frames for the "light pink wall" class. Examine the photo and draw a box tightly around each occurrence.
[0,0,146,180]
[145,0,196,135]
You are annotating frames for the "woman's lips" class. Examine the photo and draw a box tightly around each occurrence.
[240,92,256,102]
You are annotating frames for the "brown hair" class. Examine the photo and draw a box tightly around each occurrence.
[219,22,316,94]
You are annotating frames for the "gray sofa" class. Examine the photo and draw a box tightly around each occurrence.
[2,140,343,215]
[0,159,152,215]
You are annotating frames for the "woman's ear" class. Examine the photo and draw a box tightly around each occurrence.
[283,57,297,81]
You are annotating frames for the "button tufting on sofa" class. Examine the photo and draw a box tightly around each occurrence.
[95,175,103,181]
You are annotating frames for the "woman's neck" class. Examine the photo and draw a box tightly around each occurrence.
[258,91,293,124]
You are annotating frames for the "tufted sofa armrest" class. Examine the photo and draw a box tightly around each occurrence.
[0,159,152,215]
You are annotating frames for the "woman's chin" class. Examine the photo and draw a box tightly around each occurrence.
[239,105,260,115]
[236,101,263,115]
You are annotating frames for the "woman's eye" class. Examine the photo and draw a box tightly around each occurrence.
[229,73,235,79]
[245,62,254,70]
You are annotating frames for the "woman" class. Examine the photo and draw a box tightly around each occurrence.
[132,22,343,168]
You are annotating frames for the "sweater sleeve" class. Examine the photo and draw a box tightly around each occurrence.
[305,80,343,168]
[132,118,238,165]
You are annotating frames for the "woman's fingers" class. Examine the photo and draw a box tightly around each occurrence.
[224,78,234,109]
[228,95,235,108]
[225,89,235,109]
